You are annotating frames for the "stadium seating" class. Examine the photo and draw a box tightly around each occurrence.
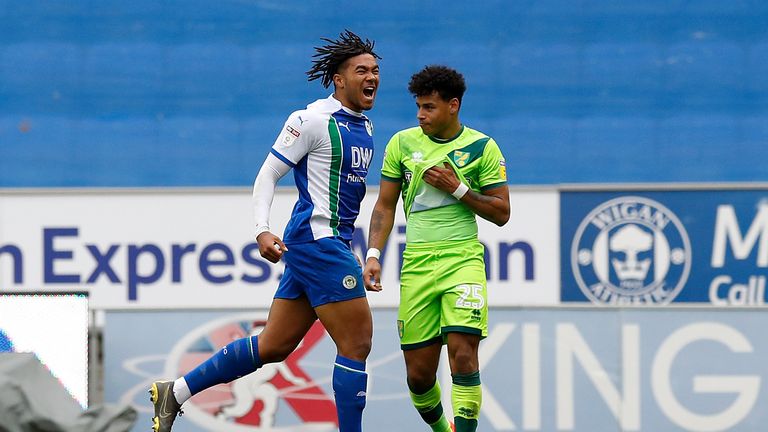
[1,0,766,186]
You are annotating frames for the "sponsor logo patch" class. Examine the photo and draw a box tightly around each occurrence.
[499,160,507,180]
[286,125,300,138]
[280,125,300,147]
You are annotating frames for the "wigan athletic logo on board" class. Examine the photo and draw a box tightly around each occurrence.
[571,196,691,305]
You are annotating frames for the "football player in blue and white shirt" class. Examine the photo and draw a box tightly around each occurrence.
[150,31,381,432]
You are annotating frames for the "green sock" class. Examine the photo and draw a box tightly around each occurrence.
[452,371,482,432]
[409,379,452,432]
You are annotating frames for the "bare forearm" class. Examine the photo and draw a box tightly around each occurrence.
[368,203,396,250]
[460,190,510,226]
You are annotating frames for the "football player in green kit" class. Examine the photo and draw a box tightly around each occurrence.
[363,65,510,432]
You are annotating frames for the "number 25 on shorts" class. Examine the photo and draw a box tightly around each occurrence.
[455,284,485,309]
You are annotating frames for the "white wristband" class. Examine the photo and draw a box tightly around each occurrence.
[451,183,469,200]
[366,248,381,261]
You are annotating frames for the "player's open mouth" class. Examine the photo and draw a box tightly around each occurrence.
[363,86,375,98]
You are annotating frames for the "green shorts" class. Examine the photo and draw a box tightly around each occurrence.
[398,238,488,350]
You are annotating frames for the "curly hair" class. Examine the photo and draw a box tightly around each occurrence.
[408,65,466,103]
[306,30,381,88]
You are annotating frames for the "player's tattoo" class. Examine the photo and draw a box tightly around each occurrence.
[370,210,383,233]
[369,209,386,246]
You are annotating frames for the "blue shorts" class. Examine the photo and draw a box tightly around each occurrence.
[275,237,365,308]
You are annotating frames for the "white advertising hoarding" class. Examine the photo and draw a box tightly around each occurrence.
[0,188,558,308]
[0,294,89,407]
[105,308,768,431]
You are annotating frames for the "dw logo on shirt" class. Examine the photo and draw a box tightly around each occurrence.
[351,147,373,169]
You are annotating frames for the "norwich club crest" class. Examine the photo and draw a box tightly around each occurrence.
[453,151,470,167]
[570,196,692,305]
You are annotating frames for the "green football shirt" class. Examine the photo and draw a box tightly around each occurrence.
[381,125,507,243]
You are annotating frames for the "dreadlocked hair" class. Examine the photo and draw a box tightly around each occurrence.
[306,30,381,88]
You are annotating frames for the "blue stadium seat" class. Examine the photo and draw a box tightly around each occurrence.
[1,0,766,186]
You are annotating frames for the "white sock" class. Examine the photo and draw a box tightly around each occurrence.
[173,377,192,405]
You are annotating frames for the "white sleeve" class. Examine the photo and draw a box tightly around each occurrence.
[269,110,315,166]
[252,153,292,238]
